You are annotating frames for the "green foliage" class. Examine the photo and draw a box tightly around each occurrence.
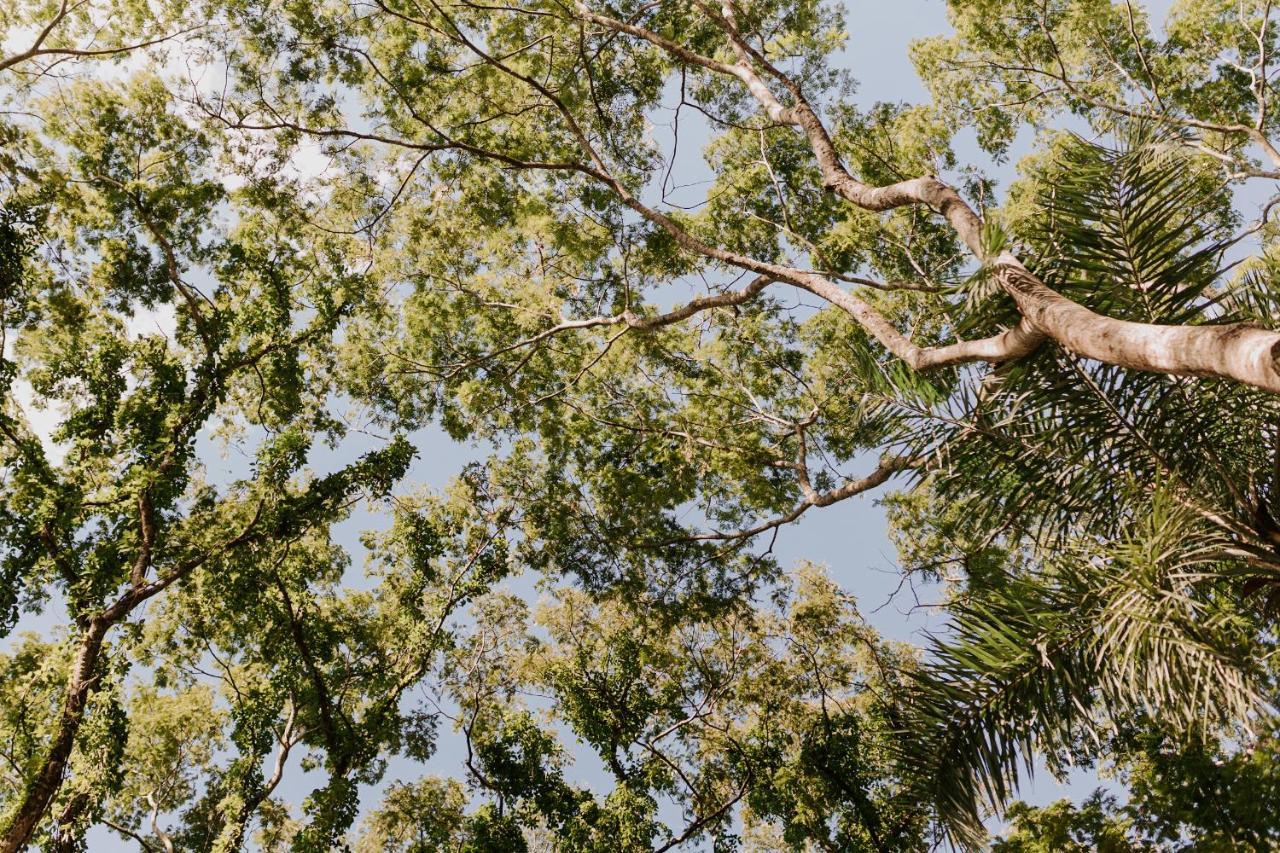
[5,1,1280,851]
[902,494,1268,841]
[890,124,1280,843]
[994,791,1139,852]
[995,723,1280,850]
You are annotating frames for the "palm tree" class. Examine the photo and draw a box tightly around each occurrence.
[898,126,1280,844]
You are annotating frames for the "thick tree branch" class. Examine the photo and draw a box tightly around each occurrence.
[0,507,264,853]
[583,2,1280,393]
[229,3,1280,394]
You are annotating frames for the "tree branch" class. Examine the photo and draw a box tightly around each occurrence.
[665,454,911,544]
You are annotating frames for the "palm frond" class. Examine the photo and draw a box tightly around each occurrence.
[899,493,1271,846]
[900,124,1280,552]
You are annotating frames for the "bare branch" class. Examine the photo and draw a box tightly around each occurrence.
[0,13,198,75]
[670,454,912,544]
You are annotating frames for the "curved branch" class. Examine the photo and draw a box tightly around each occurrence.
[238,2,1280,393]
[673,454,910,544]
[102,818,160,852]
[429,274,775,376]
[0,6,197,76]
[216,702,301,850]
[995,258,1280,392]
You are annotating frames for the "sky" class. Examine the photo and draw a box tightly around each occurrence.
[7,0,1198,846]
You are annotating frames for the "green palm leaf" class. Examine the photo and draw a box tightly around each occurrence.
[901,495,1269,845]
[892,125,1280,844]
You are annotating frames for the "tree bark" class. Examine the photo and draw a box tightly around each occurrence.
[994,257,1280,392]
[0,534,255,851]
[601,5,1280,393]
[0,619,109,853]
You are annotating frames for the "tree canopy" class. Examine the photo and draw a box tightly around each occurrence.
[3,0,1280,850]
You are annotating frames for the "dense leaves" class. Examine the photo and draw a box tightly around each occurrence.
[4,1,1280,851]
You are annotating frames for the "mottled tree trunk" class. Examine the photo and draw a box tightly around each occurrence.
[0,619,108,853]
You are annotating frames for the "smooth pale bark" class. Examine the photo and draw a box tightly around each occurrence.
[789,274,1046,369]
[994,256,1280,392]
[774,60,1280,391]
[810,155,1280,389]
[211,706,300,853]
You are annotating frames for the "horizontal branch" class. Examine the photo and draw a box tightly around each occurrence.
[995,258,1280,392]
[420,275,774,377]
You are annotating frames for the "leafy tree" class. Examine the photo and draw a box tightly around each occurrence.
[0,29,421,853]
[993,792,1139,852]
[6,0,1280,850]
[994,723,1280,850]
[204,0,1280,840]
[349,567,931,851]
